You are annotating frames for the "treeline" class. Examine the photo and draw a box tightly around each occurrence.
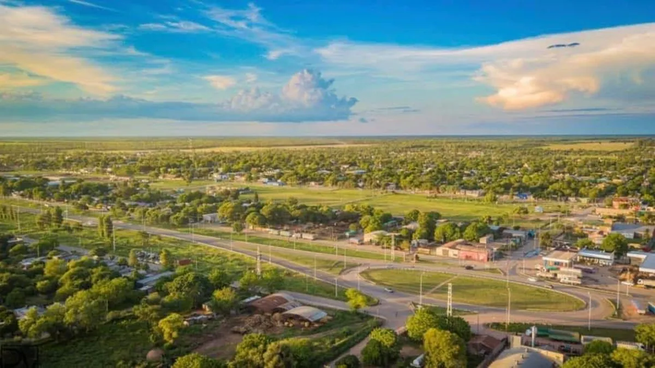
[2,138,655,200]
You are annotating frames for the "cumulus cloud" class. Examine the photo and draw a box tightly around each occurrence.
[244,73,258,83]
[317,23,655,110]
[0,72,46,89]
[0,4,121,94]
[203,75,237,90]
[0,69,357,123]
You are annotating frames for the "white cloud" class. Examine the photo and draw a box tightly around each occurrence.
[0,4,121,94]
[0,69,357,123]
[205,3,303,59]
[245,73,258,83]
[203,75,237,90]
[316,23,655,110]
[138,20,210,33]
[68,0,116,12]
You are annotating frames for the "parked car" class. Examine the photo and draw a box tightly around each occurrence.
[384,287,394,293]
[464,265,474,270]
[528,277,537,282]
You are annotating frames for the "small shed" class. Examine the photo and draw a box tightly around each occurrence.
[282,306,328,323]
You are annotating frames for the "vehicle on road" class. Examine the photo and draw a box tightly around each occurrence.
[637,278,655,288]
[622,281,635,286]
[528,277,537,282]
[559,277,582,285]
[384,287,394,293]
[464,265,474,270]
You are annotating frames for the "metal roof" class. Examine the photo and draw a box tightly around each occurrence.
[248,293,297,313]
[639,254,655,273]
[577,248,614,260]
[543,250,577,261]
[282,306,328,322]
[489,348,558,368]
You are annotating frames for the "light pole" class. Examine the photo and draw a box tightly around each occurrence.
[230,229,233,251]
[506,287,511,332]
[268,244,272,264]
[616,279,621,312]
[588,292,592,331]
[419,272,426,306]
[335,277,338,297]
[314,255,317,281]
[357,268,361,291]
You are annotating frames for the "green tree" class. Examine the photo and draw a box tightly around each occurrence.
[5,289,26,308]
[434,223,462,243]
[165,272,211,307]
[64,290,105,332]
[361,339,394,367]
[208,268,232,289]
[128,249,139,267]
[36,278,58,294]
[208,287,237,316]
[406,308,440,341]
[463,222,491,242]
[158,313,185,344]
[218,201,244,223]
[539,232,553,249]
[52,206,64,228]
[261,268,284,293]
[636,323,655,350]
[405,209,420,223]
[335,355,360,368]
[423,328,467,368]
[563,354,617,368]
[602,233,629,256]
[133,303,163,327]
[173,353,225,368]
[18,307,42,338]
[231,333,272,368]
[103,216,113,240]
[232,222,244,233]
[0,306,18,336]
[245,212,267,228]
[575,238,594,249]
[584,340,615,355]
[370,328,400,357]
[92,277,134,308]
[239,271,259,291]
[611,348,654,368]
[160,249,172,269]
[263,341,295,368]
[44,258,67,278]
[345,288,368,312]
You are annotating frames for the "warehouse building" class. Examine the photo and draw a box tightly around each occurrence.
[576,248,615,266]
[542,250,577,268]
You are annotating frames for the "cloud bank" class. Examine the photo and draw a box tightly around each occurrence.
[0,69,357,123]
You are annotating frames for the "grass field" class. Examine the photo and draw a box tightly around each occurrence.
[486,322,636,341]
[361,269,584,311]
[543,141,634,151]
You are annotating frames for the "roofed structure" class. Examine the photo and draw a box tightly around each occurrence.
[247,293,301,314]
[282,306,328,322]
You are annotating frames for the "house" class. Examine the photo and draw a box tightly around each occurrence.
[502,230,528,243]
[610,223,655,240]
[627,251,655,275]
[403,222,420,231]
[202,213,220,223]
[479,234,494,244]
[136,271,174,292]
[543,250,577,268]
[247,293,301,314]
[437,239,495,262]
[364,230,389,244]
[577,248,615,266]
[468,335,507,357]
[282,306,328,323]
[489,336,565,368]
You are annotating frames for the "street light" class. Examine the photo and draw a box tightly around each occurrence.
[506,287,511,332]
[335,277,338,297]
[419,272,426,306]
[588,292,592,331]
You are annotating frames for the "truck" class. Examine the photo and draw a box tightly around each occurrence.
[632,300,647,315]
[648,302,655,315]
[560,277,582,285]
[616,341,646,351]
[637,279,655,288]
[537,271,557,279]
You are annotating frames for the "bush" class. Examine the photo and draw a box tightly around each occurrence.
[336,354,360,368]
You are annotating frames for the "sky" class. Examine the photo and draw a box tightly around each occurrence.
[1,0,655,136]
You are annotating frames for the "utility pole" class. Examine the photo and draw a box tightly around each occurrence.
[113,226,116,253]
[268,245,272,264]
[256,246,262,277]
[419,272,425,306]
[343,247,347,269]
[616,279,621,311]
[391,234,395,262]
[506,287,511,332]
[230,229,233,251]
[314,255,317,281]
[357,267,361,291]
[588,292,592,331]
[447,283,453,317]
[334,277,338,297]
[16,206,20,232]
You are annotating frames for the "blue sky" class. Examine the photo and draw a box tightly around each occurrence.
[1,0,654,136]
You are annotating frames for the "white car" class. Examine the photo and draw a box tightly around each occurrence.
[528,277,537,282]
[384,287,394,293]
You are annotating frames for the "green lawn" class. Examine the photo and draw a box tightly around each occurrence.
[361,269,584,312]
[486,322,636,341]
[191,228,394,261]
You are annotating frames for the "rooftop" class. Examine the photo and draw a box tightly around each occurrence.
[248,293,299,313]
[489,347,559,368]
[282,306,328,322]
[578,248,614,260]
[543,250,577,262]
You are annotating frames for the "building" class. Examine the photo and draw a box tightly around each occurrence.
[577,248,615,266]
[136,271,175,292]
[543,250,577,268]
[467,335,507,357]
[437,239,495,262]
[489,336,565,368]
[282,306,328,323]
[502,230,528,243]
[611,223,655,240]
[364,230,389,244]
[247,293,301,314]
[627,251,655,275]
[202,213,220,223]
[480,234,494,244]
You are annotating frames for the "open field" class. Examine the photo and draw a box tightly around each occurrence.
[542,141,634,151]
[486,322,636,342]
[361,269,585,311]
